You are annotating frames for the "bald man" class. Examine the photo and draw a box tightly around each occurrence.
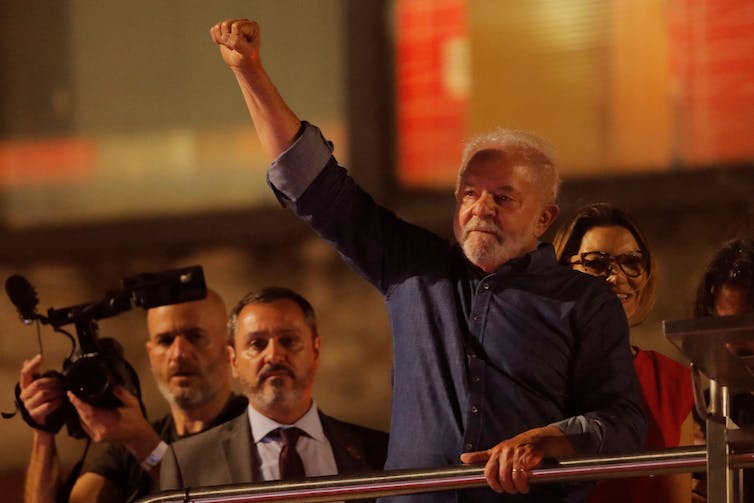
[19,289,247,503]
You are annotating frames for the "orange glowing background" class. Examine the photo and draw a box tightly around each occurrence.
[395,0,754,186]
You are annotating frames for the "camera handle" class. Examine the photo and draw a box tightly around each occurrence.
[74,318,99,355]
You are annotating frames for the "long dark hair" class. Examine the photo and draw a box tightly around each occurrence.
[693,238,754,317]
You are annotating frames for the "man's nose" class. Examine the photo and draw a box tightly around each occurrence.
[263,339,286,364]
[471,191,496,218]
[168,336,193,359]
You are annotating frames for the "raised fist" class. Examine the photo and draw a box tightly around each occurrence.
[210,18,261,70]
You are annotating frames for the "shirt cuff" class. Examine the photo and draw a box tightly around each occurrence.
[267,121,334,202]
[550,415,605,454]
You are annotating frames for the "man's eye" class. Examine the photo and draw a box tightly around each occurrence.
[493,194,510,204]
[158,336,174,346]
[184,328,202,339]
[249,339,268,351]
[280,336,296,349]
[193,335,210,347]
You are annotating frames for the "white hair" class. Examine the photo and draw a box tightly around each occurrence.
[457,128,561,204]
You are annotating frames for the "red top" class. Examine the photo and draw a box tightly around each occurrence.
[587,348,694,502]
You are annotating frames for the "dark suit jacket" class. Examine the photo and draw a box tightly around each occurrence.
[160,409,388,491]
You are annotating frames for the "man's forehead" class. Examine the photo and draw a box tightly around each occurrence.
[147,303,221,335]
[237,301,314,337]
[243,326,304,339]
[238,316,304,336]
[149,302,199,322]
[459,154,531,187]
[239,299,306,320]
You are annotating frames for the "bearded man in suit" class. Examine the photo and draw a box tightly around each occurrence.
[160,287,388,490]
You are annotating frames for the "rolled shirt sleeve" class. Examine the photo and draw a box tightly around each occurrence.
[267,121,334,202]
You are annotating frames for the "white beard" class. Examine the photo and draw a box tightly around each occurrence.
[456,218,537,272]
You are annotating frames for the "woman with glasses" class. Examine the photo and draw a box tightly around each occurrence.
[553,202,694,503]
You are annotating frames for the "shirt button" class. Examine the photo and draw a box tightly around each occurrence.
[472,376,480,383]
[472,314,480,321]
[483,283,490,290]
[471,406,478,413]
[465,443,473,450]
[468,351,476,359]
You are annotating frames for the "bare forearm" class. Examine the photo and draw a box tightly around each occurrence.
[211,19,301,160]
[120,427,163,482]
[123,430,162,470]
[24,431,60,503]
[231,63,300,160]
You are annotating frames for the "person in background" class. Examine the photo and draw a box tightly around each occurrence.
[20,289,247,503]
[553,202,694,503]
[210,18,645,502]
[690,238,754,502]
[694,238,754,319]
[160,287,388,491]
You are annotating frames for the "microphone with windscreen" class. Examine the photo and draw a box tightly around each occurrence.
[5,275,40,324]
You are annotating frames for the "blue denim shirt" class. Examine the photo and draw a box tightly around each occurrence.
[268,123,646,502]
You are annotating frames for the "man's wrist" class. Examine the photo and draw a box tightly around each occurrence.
[140,441,169,472]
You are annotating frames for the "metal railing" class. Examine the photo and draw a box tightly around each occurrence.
[138,445,754,503]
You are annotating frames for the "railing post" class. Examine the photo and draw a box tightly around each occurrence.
[707,379,737,503]
[664,313,754,503]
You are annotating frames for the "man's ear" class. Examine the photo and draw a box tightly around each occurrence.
[536,204,560,237]
[312,335,321,363]
[228,345,238,378]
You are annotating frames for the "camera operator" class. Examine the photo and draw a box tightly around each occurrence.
[19,289,248,503]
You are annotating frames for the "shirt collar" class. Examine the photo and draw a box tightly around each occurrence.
[248,401,326,443]
[526,241,557,272]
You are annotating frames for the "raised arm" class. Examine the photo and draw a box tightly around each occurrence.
[210,18,301,161]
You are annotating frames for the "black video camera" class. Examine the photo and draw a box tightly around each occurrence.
[5,265,206,438]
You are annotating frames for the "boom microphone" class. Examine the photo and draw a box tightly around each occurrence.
[5,275,40,324]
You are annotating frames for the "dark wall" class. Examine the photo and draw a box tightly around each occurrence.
[0,1,72,137]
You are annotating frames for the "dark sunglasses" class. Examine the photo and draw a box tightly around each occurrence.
[570,251,648,278]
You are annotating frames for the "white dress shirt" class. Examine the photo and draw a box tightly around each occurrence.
[247,401,338,481]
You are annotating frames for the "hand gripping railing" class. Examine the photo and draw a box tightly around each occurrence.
[137,445,754,503]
